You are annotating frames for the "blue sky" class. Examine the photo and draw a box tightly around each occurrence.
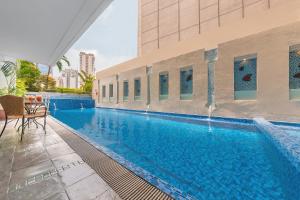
[55,0,138,76]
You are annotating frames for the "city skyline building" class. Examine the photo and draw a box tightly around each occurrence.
[58,68,79,89]
[80,52,95,75]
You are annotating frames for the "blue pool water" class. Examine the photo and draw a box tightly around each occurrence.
[52,108,300,200]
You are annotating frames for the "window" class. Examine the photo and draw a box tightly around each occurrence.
[109,84,113,101]
[289,45,300,100]
[159,72,169,100]
[180,67,193,100]
[134,78,141,100]
[123,81,129,101]
[102,85,106,98]
[234,54,257,100]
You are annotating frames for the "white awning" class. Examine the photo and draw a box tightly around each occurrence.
[0,0,112,66]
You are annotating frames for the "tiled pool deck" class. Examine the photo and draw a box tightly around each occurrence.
[2,115,300,200]
[0,118,172,200]
[0,120,121,200]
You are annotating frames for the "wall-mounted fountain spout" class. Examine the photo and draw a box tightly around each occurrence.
[208,105,215,119]
[146,105,150,113]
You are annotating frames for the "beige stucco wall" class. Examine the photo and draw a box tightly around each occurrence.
[95,0,300,122]
[98,66,148,110]
[96,21,300,122]
[118,66,148,110]
[150,50,208,114]
[139,0,288,55]
[97,0,300,80]
[97,75,118,106]
[214,22,300,122]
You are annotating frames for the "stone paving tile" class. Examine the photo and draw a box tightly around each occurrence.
[1,124,122,200]
[0,130,18,150]
[8,176,65,200]
[0,180,9,200]
[18,130,42,146]
[52,153,94,187]
[46,142,74,159]
[66,173,108,200]
[45,192,70,200]
[94,188,122,200]
[41,134,64,147]
[9,160,55,187]
[13,143,49,171]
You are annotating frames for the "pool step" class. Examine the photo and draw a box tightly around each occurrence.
[254,118,300,172]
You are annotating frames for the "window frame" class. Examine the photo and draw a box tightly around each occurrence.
[123,80,129,102]
[102,85,106,99]
[180,66,193,100]
[159,71,169,100]
[109,83,114,102]
[289,44,300,101]
[233,54,257,101]
[134,78,141,101]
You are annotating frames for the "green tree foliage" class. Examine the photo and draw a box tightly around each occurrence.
[17,60,41,91]
[36,75,56,91]
[15,79,26,96]
[78,70,94,93]
[46,56,70,89]
[0,61,27,97]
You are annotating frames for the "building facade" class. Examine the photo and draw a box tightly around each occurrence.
[80,52,95,75]
[58,68,79,89]
[95,0,300,122]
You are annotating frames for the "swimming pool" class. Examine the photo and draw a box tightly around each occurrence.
[51,108,300,200]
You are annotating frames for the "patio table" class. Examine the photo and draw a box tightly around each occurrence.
[17,101,47,130]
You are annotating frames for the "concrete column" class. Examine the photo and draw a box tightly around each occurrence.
[116,74,119,104]
[146,66,152,106]
[205,48,218,109]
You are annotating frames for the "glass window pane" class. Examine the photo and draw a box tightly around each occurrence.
[134,78,141,100]
[109,84,113,98]
[123,81,128,101]
[289,45,300,100]
[180,68,193,99]
[159,73,168,100]
[234,55,257,100]
[102,86,106,98]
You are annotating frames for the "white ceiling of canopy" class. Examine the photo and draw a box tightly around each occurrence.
[0,0,112,66]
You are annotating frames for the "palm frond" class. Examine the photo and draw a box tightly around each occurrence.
[78,70,87,81]
[1,61,16,77]
[61,56,70,66]
[56,61,63,71]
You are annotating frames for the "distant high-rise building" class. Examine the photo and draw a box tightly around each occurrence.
[58,68,79,89]
[79,52,95,75]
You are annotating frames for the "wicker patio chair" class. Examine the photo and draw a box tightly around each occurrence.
[0,95,48,141]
